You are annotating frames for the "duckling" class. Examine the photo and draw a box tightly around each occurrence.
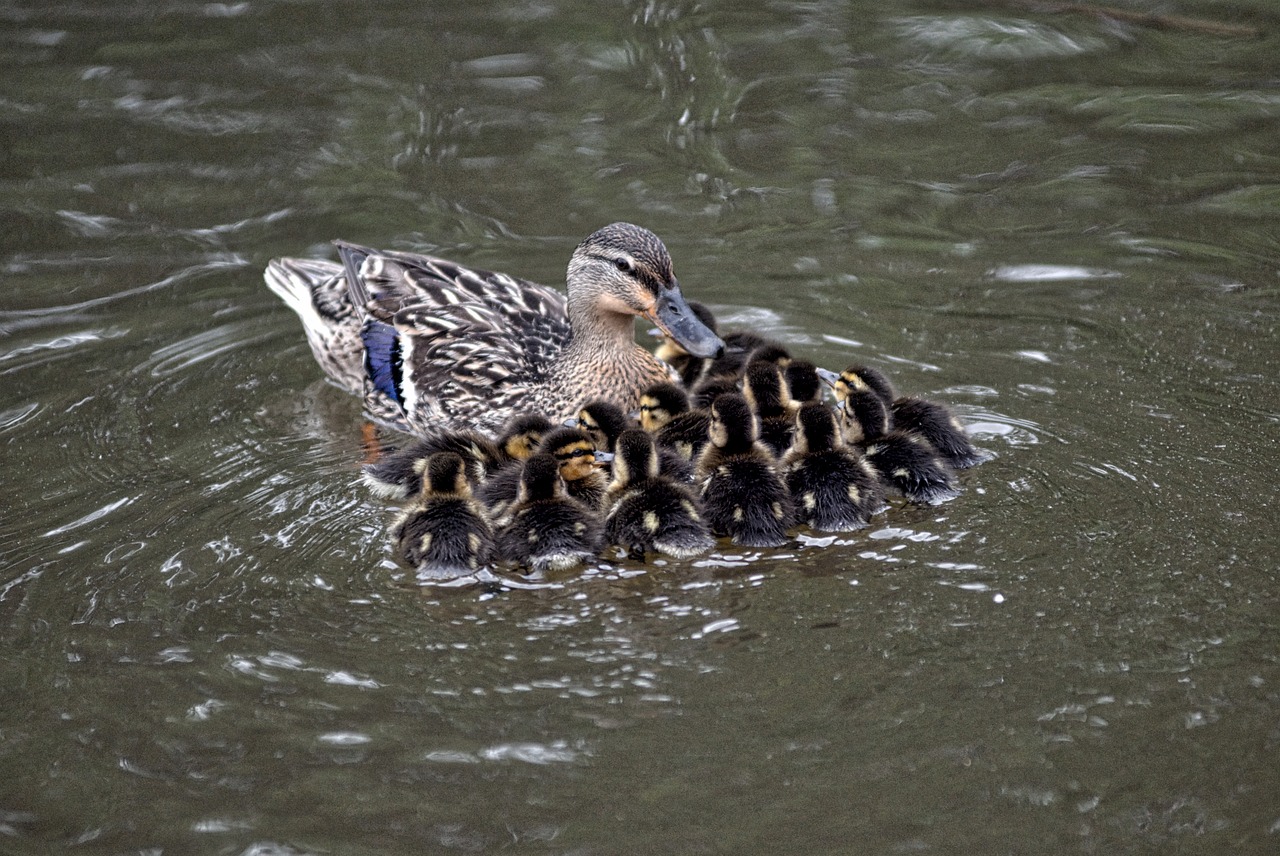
[782,403,884,531]
[389,452,495,579]
[742,360,796,457]
[695,393,793,548]
[494,453,604,573]
[689,374,739,410]
[361,413,553,500]
[480,427,610,517]
[698,333,791,388]
[783,360,824,407]
[822,369,960,505]
[574,399,694,483]
[653,300,720,387]
[637,382,712,464]
[603,429,714,560]
[833,364,990,469]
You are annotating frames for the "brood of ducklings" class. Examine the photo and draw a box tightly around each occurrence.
[603,430,714,560]
[575,398,694,483]
[653,300,720,388]
[835,364,990,470]
[389,452,495,579]
[637,382,712,464]
[783,402,885,531]
[481,426,609,517]
[783,360,824,407]
[742,360,796,457]
[494,453,604,573]
[696,393,793,548]
[823,369,960,505]
[361,413,553,500]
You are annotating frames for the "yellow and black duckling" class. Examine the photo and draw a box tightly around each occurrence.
[389,452,495,579]
[783,360,824,407]
[821,368,960,505]
[265,223,724,435]
[782,402,885,531]
[652,300,720,387]
[742,360,796,458]
[637,382,712,464]
[494,453,604,573]
[825,365,990,469]
[603,429,714,560]
[480,426,610,517]
[574,399,694,483]
[696,393,793,548]
[361,413,553,500]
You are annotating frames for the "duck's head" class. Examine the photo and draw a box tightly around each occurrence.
[708,392,758,453]
[539,427,610,482]
[417,451,471,496]
[784,360,822,406]
[516,453,567,503]
[571,399,634,452]
[637,382,690,433]
[742,359,789,418]
[794,402,842,454]
[567,223,724,359]
[611,429,660,488]
[498,413,555,460]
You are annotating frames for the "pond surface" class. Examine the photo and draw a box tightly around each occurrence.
[3,0,1279,853]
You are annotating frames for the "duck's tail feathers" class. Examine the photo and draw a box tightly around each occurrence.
[335,240,373,313]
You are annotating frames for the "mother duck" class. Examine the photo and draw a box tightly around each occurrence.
[264,223,723,434]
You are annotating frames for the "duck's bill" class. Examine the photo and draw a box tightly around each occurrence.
[646,287,724,359]
[593,451,615,467]
[816,367,841,387]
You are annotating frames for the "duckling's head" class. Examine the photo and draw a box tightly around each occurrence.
[567,223,724,359]
[574,400,634,451]
[637,383,690,433]
[794,402,842,454]
[499,413,555,460]
[742,360,789,418]
[539,427,604,482]
[417,452,471,496]
[611,429,660,488]
[844,365,896,405]
[748,341,793,368]
[817,366,873,404]
[516,453,566,503]
[784,360,823,406]
[690,375,739,410]
[708,393,758,453]
[835,393,890,444]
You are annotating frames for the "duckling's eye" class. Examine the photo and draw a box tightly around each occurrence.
[614,258,633,273]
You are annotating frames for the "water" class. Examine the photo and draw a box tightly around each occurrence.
[3,0,1279,853]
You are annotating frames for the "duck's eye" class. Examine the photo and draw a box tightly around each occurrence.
[614,258,632,273]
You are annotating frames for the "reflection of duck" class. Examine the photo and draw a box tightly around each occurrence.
[696,393,792,548]
[821,368,960,505]
[360,413,552,500]
[830,364,990,469]
[494,453,604,573]
[480,427,609,517]
[783,403,884,531]
[603,430,714,560]
[389,452,495,578]
[264,223,723,434]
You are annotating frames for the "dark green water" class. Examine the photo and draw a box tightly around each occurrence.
[3,1,1279,853]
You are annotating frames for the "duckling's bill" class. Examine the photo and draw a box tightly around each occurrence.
[644,286,723,360]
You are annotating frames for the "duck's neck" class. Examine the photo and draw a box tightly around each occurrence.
[551,309,667,416]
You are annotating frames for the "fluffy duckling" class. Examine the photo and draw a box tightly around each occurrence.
[480,427,611,516]
[696,393,793,548]
[834,365,990,469]
[603,429,714,560]
[783,403,884,531]
[637,382,712,464]
[742,360,796,457]
[576,398,694,483]
[653,300,720,387]
[494,453,604,573]
[689,375,739,410]
[823,369,960,505]
[389,452,495,579]
[361,413,553,500]
[784,360,824,407]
